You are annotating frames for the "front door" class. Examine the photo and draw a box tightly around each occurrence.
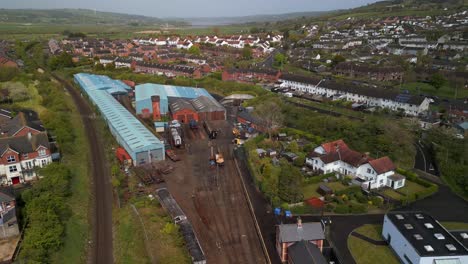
[11,177,20,185]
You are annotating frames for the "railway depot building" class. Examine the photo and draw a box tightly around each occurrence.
[383,212,468,264]
[74,73,165,166]
[279,74,432,116]
[135,83,226,122]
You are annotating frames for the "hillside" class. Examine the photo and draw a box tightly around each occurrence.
[0,8,186,26]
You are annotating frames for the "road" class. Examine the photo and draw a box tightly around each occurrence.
[52,74,113,264]
[414,140,439,176]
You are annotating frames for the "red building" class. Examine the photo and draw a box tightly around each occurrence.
[169,98,199,123]
[222,68,281,83]
[276,218,325,263]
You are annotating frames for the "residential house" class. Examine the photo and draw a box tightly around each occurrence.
[0,56,18,68]
[0,190,19,238]
[334,62,403,81]
[306,139,405,190]
[134,62,202,78]
[0,132,52,185]
[279,74,431,116]
[222,68,281,83]
[276,218,325,263]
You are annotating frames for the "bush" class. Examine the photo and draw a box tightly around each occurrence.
[370,196,383,207]
[349,202,367,214]
[334,204,350,214]
[335,186,362,196]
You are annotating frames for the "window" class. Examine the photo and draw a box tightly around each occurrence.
[379,179,384,184]
[367,168,372,173]
[26,161,33,169]
[9,166,17,173]
[41,160,48,167]
[6,155,15,163]
[38,149,46,156]
[22,153,28,159]
[403,254,413,264]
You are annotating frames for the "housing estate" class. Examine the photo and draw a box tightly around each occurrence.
[383,212,468,264]
[280,74,431,116]
[306,139,405,190]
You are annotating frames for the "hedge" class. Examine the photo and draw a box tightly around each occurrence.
[396,168,439,203]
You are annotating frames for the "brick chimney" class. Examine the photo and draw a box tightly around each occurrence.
[297,217,302,228]
[151,96,161,121]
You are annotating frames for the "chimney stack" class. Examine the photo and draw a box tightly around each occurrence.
[27,132,32,141]
[297,217,302,228]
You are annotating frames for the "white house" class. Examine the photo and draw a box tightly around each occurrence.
[382,212,468,264]
[279,74,431,116]
[306,140,405,190]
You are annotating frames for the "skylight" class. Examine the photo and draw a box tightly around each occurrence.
[424,223,434,229]
[405,224,414,230]
[424,245,434,252]
[461,233,468,239]
[445,244,457,251]
[396,214,405,220]
[434,233,445,240]
[414,234,423,240]
[415,213,424,220]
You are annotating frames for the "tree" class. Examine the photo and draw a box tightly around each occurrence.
[48,52,74,70]
[273,53,286,69]
[430,73,446,90]
[278,163,303,203]
[250,27,260,34]
[242,47,252,60]
[94,63,104,71]
[105,62,115,71]
[0,66,19,82]
[254,100,284,139]
[282,29,290,40]
[188,45,201,56]
[331,54,346,67]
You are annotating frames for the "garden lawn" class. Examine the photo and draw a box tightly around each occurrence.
[302,181,349,199]
[348,224,399,264]
[381,180,427,201]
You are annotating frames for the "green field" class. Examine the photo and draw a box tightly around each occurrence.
[400,82,468,99]
[441,222,468,231]
[348,225,400,264]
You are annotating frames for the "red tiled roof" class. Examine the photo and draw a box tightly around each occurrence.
[368,156,395,174]
[321,139,348,153]
[319,148,369,167]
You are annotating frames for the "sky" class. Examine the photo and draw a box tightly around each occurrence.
[0,0,380,17]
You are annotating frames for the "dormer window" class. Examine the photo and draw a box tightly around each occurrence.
[38,149,46,157]
[6,155,16,163]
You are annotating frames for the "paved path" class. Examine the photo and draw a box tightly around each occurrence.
[350,232,387,246]
[53,73,113,264]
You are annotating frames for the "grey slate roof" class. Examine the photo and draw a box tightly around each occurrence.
[0,132,50,155]
[169,97,196,112]
[190,96,225,113]
[288,240,327,264]
[2,111,45,136]
[278,222,324,243]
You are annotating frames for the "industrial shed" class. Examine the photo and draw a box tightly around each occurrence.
[74,73,165,165]
[169,98,199,123]
[191,96,226,121]
[135,83,213,117]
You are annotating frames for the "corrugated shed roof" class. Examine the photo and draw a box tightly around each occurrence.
[190,96,225,113]
[74,74,163,160]
[74,73,131,95]
[278,222,324,243]
[135,83,211,102]
[88,89,162,158]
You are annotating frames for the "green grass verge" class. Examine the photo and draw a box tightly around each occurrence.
[50,86,90,263]
[348,225,400,264]
[302,181,349,199]
[441,222,468,231]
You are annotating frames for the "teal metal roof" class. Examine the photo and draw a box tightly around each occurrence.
[74,73,131,95]
[74,73,163,161]
[135,83,211,102]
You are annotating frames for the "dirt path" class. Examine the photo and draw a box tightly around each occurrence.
[52,74,113,264]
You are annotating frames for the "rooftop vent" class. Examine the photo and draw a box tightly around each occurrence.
[445,244,457,252]
[415,214,424,220]
[424,245,434,252]
[396,214,405,220]
[424,223,434,229]
[405,224,414,230]
[461,233,468,239]
[414,234,423,240]
[434,233,445,240]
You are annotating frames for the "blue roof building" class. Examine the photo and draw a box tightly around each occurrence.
[74,73,165,165]
[135,83,211,116]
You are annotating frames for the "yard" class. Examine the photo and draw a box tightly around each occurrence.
[381,180,427,201]
[302,181,349,199]
[348,224,400,264]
